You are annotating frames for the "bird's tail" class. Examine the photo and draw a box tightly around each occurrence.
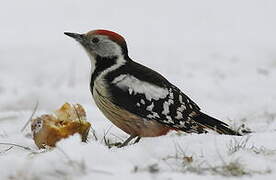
[193,112,241,136]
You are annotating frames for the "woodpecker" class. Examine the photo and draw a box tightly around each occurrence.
[64,29,240,147]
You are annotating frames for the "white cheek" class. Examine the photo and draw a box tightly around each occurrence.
[98,41,122,57]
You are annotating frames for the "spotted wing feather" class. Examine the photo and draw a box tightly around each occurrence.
[105,60,206,133]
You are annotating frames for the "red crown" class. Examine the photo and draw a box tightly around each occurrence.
[87,29,126,46]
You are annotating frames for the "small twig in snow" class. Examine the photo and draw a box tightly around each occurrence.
[0,146,13,154]
[90,127,98,141]
[21,100,39,132]
[0,142,32,151]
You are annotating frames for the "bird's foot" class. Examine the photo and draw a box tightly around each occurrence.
[116,135,140,148]
[133,136,141,144]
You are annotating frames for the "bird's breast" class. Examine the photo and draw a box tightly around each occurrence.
[92,77,110,97]
[92,79,171,137]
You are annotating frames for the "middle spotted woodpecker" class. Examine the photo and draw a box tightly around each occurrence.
[65,29,241,147]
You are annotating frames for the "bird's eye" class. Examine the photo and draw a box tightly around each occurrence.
[92,37,99,43]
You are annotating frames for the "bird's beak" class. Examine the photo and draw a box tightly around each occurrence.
[64,32,85,42]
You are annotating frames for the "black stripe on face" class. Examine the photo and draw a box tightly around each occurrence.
[90,55,117,93]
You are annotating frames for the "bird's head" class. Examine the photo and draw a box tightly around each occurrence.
[64,29,128,58]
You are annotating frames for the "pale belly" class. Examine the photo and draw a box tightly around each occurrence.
[92,85,171,137]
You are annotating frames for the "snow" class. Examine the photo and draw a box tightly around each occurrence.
[1,0,276,179]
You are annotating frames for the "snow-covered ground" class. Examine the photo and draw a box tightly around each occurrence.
[1,0,276,179]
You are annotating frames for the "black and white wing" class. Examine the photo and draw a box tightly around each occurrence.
[105,60,239,135]
[105,61,207,133]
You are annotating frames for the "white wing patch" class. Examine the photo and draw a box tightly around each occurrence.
[112,74,127,84]
[112,74,169,101]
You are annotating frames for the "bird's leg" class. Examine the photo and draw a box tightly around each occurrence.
[134,136,141,144]
[117,135,137,148]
